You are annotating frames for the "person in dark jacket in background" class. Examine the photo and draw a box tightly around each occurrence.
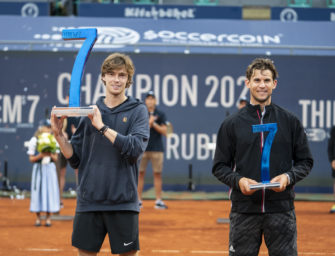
[51,53,149,256]
[328,126,335,213]
[212,58,313,256]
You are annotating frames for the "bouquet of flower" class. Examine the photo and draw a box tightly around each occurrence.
[37,132,58,153]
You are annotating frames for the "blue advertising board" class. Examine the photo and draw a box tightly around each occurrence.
[0,2,49,17]
[272,7,335,22]
[77,3,241,20]
[0,52,334,192]
[77,3,335,22]
[0,16,334,56]
[0,16,334,192]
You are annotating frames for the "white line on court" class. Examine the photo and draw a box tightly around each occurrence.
[191,251,228,254]
[152,249,181,253]
[153,250,335,255]
[299,253,335,255]
[25,248,61,252]
[22,248,335,255]
[260,253,335,255]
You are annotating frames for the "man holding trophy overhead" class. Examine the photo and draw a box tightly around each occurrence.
[51,53,149,256]
[212,58,313,256]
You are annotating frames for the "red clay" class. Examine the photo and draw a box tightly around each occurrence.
[0,198,334,255]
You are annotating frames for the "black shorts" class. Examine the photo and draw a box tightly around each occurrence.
[229,210,297,256]
[72,211,139,254]
[57,152,67,169]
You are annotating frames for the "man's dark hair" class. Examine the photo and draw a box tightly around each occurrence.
[101,53,135,88]
[246,58,279,81]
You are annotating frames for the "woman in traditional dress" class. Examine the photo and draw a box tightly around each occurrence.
[27,119,60,226]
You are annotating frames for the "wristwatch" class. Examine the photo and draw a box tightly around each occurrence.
[99,125,108,136]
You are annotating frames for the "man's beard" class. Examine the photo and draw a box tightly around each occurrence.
[251,92,272,104]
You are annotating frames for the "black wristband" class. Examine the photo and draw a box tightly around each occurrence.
[99,125,108,136]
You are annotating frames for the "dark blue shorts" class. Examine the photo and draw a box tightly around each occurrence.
[72,211,139,254]
[229,210,297,256]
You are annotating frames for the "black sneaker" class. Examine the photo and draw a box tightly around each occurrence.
[154,200,168,209]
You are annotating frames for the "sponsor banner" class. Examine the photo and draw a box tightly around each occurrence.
[77,3,241,20]
[0,16,334,56]
[0,52,334,191]
[0,2,49,17]
[272,7,335,22]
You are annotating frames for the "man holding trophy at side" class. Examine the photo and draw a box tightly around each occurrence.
[212,58,313,256]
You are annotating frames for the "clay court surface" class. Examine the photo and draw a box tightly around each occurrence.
[0,198,335,256]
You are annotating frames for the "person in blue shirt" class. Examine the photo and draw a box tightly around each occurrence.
[137,91,168,209]
[51,53,149,256]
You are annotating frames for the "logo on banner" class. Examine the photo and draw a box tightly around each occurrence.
[331,12,335,21]
[33,26,140,49]
[124,6,196,19]
[305,128,327,142]
[280,8,298,22]
[94,27,140,48]
[143,30,282,46]
[21,3,39,17]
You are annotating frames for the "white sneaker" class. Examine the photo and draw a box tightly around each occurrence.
[154,200,168,209]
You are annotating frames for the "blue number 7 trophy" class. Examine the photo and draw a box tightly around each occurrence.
[249,123,281,190]
[52,28,97,117]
